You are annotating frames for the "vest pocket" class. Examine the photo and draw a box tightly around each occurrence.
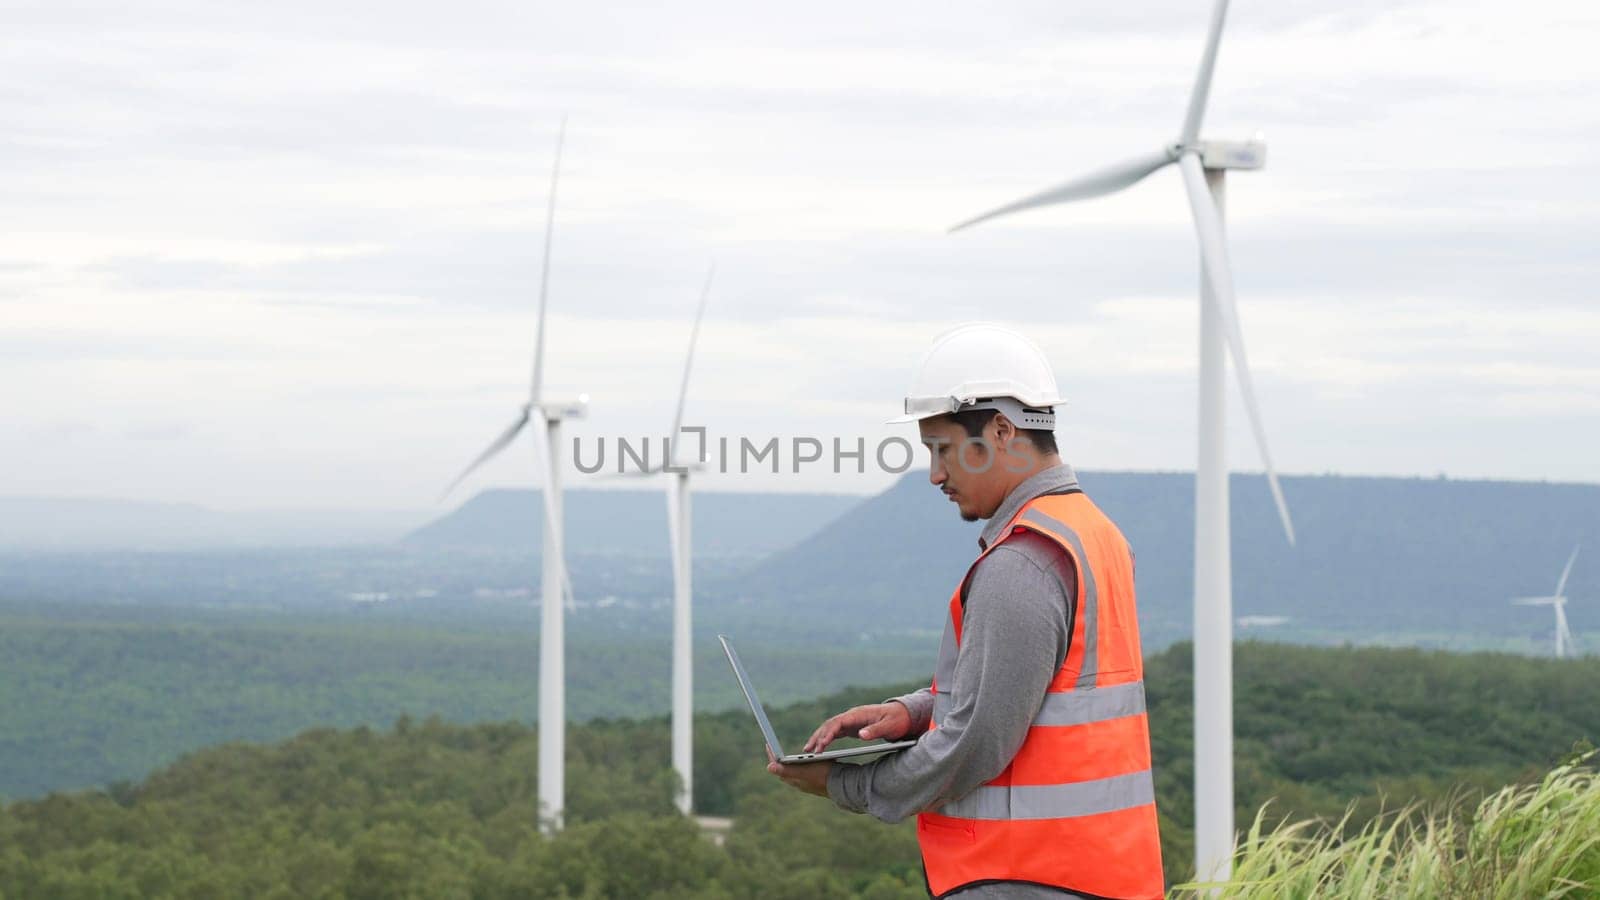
[918,814,976,843]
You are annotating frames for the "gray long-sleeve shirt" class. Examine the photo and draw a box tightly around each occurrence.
[828,464,1088,899]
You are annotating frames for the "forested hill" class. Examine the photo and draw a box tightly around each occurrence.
[2,642,1595,896]
[406,488,862,558]
[732,471,1599,640]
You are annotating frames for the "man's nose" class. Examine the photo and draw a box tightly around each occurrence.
[928,456,946,486]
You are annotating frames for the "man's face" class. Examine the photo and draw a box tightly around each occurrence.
[919,416,1004,523]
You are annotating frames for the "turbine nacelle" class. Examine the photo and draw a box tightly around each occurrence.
[1168,137,1267,171]
[1197,138,1266,171]
[539,393,591,422]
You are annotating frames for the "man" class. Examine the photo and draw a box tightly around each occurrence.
[768,323,1164,899]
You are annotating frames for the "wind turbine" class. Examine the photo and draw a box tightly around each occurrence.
[667,265,714,815]
[441,118,587,832]
[615,265,716,814]
[1512,546,1581,659]
[949,0,1294,883]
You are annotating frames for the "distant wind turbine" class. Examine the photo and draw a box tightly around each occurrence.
[441,118,588,832]
[616,265,716,815]
[1512,546,1581,659]
[949,0,1293,883]
[666,265,714,815]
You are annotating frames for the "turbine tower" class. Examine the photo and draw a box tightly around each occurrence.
[442,118,586,832]
[1512,546,1581,659]
[667,265,714,814]
[617,265,716,814]
[949,0,1294,883]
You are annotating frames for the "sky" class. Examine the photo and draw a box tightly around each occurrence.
[4,0,1598,509]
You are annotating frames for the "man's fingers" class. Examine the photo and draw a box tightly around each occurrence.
[808,722,842,752]
[805,713,851,752]
[811,706,892,751]
[768,761,803,788]
[802,705,894,753]
[804,722,833,753]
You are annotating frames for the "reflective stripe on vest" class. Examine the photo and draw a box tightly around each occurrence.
[937,769,1156,821]
[1020,506,1099,688]
[917,490,1164,900]
[932,679,1147,728]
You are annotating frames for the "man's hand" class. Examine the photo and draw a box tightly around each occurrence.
[803,701,912,754]
[767,749,832,797]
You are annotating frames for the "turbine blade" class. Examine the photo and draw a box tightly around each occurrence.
[1179,154,1294,546]
[1181,0,1233,145]
[1554,545,1580,598]
[1512,597,1557,606]
[529,414,568,597]
[533,420,563,553]
[668,264,715,466]
[948,150,1176,233]
[530,116,567,404]
[439,407,532,501]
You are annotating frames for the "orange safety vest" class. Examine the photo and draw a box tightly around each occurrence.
[917,490,1164,900]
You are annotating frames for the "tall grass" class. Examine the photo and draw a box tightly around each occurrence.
[1172,752,1600,899]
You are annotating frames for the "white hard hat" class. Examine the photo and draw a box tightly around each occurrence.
[889,322,1065,427]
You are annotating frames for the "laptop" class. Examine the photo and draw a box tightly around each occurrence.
[718,634,918,764]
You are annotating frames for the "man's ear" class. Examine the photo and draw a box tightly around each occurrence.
[991,413,1016,446]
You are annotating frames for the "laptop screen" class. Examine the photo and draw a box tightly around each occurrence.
[718,634,786,759]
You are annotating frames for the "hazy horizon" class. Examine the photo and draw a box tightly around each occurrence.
[10,464,1600,515]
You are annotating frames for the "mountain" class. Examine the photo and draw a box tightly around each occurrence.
[405,488,865,559]
[0,497,429,551]
[732,470,1599,642]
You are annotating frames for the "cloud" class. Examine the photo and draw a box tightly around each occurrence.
[124,421,194,441]
[1,0,1597,506]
